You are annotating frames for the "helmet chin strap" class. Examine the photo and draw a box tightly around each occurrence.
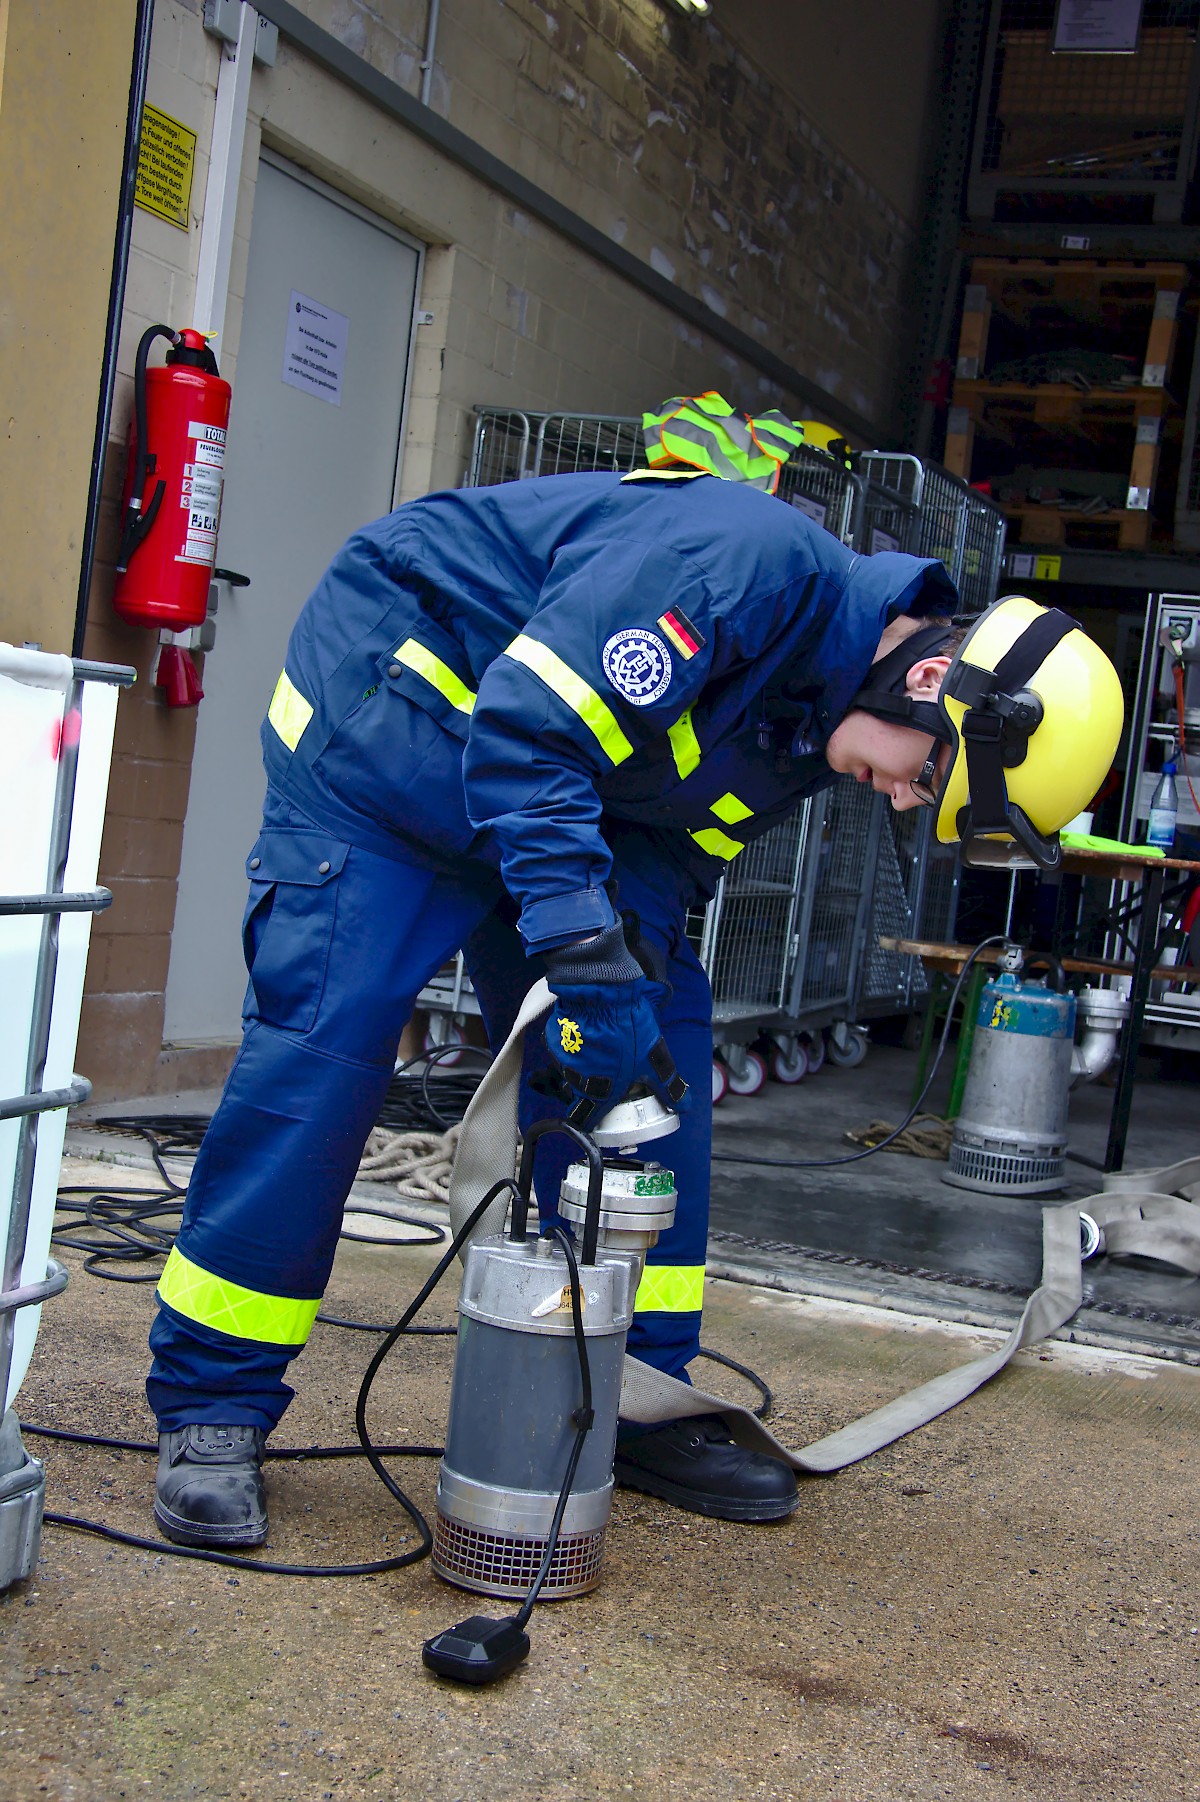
[851,624,957,740]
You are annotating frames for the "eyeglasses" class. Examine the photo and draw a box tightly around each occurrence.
[910,737,944,808]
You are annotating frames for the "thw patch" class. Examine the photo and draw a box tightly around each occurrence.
[601,628,672,706]
[558,1016,584,1055]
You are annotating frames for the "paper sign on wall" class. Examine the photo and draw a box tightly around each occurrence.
[1053,0,1142,53]
[869,526,901,555]
[282,291,348,405]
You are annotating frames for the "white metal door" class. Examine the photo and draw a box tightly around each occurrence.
[164,155,421,1043]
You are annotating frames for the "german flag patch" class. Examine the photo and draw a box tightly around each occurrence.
[657,606,705,660]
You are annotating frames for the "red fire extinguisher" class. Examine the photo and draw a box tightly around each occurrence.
[113,324,232,704]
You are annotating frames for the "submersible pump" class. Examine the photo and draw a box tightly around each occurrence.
[422,1093,678,1680]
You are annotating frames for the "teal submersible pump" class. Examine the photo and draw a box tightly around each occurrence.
[422,1093,679,1684]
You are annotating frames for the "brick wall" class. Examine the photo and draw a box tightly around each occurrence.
[311,0,940,437]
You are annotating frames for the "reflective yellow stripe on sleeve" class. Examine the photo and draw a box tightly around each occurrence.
[267,670,314,752]
[634,1264,705,1314]
[394,637,476,715]
[710,791,753,825]
[689,826,745,860]
[667,707,701,779]
[504,633,634,766]
[157,1247,321,1348]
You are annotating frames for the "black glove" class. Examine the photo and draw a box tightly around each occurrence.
[543,921,688,1129]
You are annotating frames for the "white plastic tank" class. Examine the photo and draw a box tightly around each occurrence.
[0,646,122,1407]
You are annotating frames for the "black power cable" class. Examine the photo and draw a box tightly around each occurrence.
[45,952,963,1587]
[53,1043,485,1280]
[33,1176,519,1577]
[711,935,1011,1171]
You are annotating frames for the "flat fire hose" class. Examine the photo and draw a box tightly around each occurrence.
[448,983,1200,1475]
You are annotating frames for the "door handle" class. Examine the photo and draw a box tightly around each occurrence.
[213,568,251,587]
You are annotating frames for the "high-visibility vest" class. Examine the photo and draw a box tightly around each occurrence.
[642,391,804,493]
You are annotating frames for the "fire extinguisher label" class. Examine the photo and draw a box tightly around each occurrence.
[183,466,223,510]
[175,423,226,565]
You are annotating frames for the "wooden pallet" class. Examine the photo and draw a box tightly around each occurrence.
[945,379,1170,512]
[949,380,1168,430]
[956,257,1186,387]
[1000,505,1150,552]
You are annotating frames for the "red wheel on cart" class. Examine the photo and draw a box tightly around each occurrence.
[711,1057,729,1106]
[423,1018,467,1068]
[725,1048,768,1097]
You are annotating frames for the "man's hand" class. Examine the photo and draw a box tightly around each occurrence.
[543,922,688,1130]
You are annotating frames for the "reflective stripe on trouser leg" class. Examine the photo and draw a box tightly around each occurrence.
[148,818,498,1432]
[622,1017,712,1379]
[147,1020,400,1432]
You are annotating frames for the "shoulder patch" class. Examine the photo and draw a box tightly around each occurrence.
[657,606,705,660]
[602,628,673,706]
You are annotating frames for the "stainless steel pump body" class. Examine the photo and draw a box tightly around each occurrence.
[433,1144,676,1601]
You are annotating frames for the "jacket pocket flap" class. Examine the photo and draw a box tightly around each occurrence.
[245,831,349,886]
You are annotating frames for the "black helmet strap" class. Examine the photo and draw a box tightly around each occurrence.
[851,623,958,739]
[952,607,1079,871]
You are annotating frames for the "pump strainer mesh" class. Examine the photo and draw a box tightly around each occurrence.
[948,1139,1064,1195]
[433,1513,606,1599]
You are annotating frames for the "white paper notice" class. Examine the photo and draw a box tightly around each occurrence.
[869,526,901,556]
[282,290,348,406]
[1053,0,1142,54]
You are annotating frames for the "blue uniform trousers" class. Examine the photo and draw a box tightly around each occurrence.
[147,791,713,1431]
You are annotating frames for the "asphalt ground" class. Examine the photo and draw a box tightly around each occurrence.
[4,1144,1199,1802]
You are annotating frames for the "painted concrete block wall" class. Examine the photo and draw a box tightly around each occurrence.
[76,0,227,1094]
[307,0,945,436]
[75,0,946,1096]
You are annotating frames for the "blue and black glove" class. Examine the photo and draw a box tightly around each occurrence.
[543,920,689,1131]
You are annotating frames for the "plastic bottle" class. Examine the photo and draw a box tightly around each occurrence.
[1147,761,1179,850]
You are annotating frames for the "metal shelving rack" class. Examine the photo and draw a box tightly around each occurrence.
[966,0,1200,227]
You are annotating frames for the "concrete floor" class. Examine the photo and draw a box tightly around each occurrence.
[5,1035,1196,1798]
[705,1040,1200,1363]
[5,1186,1200,1802]
[68,1033,1200,1361]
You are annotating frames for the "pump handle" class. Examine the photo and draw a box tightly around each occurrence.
[514,1119,604,1264]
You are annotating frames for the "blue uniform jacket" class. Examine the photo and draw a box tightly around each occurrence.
[263,470,957,952]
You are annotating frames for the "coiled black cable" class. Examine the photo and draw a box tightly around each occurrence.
[52,1044,487,1280]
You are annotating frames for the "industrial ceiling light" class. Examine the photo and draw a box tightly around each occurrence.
[666,0,711,16]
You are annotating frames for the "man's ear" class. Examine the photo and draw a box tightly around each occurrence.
[905,653,952,700]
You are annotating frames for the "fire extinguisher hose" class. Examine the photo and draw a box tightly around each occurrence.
[115,323,179,572]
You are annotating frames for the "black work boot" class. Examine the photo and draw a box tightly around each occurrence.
[614,1414,798,1522]
[154,1424,268,1549]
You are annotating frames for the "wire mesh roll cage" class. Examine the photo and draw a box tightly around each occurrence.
[419,407,998,1077]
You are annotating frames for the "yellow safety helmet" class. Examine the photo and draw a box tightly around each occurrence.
[852,596,1124,871]
[794,419,854,469]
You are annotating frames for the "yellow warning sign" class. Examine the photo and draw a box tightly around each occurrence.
[134,104,196,231]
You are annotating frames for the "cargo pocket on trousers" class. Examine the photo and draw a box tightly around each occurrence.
[240,829,350,1033]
